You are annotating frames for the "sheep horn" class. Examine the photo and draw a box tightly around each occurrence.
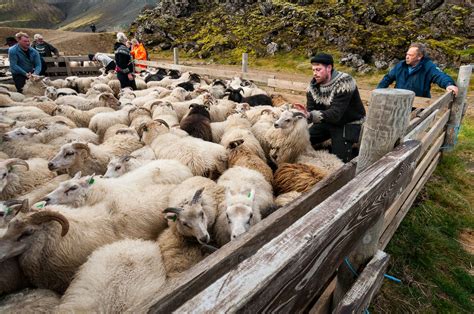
[292,111,307,119]
[29,211,69,237]
[127,107,138,119]
[139,107,152,116]
[4,158,29,171]
[71,143,90,154]
[191,188,205,204]
[163,207,183,215]
[149,101,162,111]
[119,155,136,162]
[137,122,148,135]
[260,109,272,115]
[153,119,169,129]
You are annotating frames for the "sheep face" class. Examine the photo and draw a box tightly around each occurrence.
[103,156,133,178]
[0,200,28,234]
[225,189,256,240]
[44,87,58,100]
[2,126,39,141]
[273,110,306,129]
[171,87,188,102]
[99,93,120,110]
[164,188,210,244]
[48,143,90,171]
[0,159,29,193]
[139,120,169,145]
[42,172,91,207]
[0,209,69,263]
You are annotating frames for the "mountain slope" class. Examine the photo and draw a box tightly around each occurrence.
[131,0,473,69]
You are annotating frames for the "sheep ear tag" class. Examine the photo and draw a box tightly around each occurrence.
[35,201,46,209]
[87,178,95,185]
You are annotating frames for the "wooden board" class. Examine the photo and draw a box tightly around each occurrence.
[380,153,441,249]
[403,109,438,142]
[420,110,449,154]
[174,141,420,313]
[333,250,390,314]
[406,92,453,134]
[149,160,357,313]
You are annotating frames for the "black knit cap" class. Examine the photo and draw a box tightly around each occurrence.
[310,53,334,66]
[88,54,95,61]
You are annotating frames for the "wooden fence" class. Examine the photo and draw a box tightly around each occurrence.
[143,64,471,313]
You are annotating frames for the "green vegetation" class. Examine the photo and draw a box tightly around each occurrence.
[372,114,474,313]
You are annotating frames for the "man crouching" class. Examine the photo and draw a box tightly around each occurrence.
[306,53,366,162]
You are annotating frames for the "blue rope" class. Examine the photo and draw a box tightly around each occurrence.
[344,257,402,283]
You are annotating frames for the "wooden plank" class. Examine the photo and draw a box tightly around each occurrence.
[421,110,449,154]
[309,278,336,314]
[333,250,390,314]
[407,92,453,134]
[444,65,472,150]
[403,109,438,142]
[382,133,445,240]
[149,160,357,313]
[268,78,308,91]
[63,57,72,76]
[70,66,102,73]
[380,152,441,249]
[45,67,68,73]
[175,141,420,313]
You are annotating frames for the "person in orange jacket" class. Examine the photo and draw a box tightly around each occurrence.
[130,39,148,72]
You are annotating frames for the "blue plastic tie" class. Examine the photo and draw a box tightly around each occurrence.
[383,274,402,283]
[344,257,402,283]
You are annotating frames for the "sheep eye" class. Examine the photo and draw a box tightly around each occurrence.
[2,173,7,178]
[115,166,121,171]
[143,127,148,132]
[19,229,34,240]
[182,222,191,229]
[285,119,291,122]
[200,212,204,218]
[65,152,74,157]
[249,213,253,219]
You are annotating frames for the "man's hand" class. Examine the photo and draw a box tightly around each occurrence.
[308,110,324,124]
[26,73,32,79]
[446,85,458,96]
[127,73,134,80]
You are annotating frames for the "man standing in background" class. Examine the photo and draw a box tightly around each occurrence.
[8,32,42,93]
[32,34,59,76]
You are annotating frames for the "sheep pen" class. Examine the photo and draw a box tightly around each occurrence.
[2,57,457,314]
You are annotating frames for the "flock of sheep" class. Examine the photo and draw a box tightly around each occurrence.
[0,68,344,311]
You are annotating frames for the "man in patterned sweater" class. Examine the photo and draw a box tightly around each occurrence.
[306,53,366,162]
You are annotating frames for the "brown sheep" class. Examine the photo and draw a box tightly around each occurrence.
[227,139,273,184]
[179,104,212,142]
[273,163,328,195]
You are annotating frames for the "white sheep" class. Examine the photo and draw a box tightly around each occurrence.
[214,166,274,246]
[0,158,55,201]
[149,101,180,127]
[103,155,151,178]
[52,104,115,127]
[88,106,132,140]
[55,92,120,111]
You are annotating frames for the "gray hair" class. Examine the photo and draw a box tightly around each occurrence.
[409,42,427,57]
[116,32,128,44]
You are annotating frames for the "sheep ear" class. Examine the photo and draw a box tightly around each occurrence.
[73,171,82,180]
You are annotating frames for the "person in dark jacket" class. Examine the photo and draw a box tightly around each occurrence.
[114,32,137,90]
[32,34,59,76]
[306,53,366,162]
[377,43,458,98]
[8,32,42,93]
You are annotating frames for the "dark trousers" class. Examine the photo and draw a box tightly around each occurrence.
[105,61,116,73]
[12,73,27,93]
[309,122,362,163]
[39,57,48,76]
[117,72,137,90]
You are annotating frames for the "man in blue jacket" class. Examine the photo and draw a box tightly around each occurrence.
[8,32,42,93]
[377,43,458,98]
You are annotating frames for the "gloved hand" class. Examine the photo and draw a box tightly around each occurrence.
[308,110,323,123]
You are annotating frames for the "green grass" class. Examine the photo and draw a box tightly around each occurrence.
[372,114,474,313]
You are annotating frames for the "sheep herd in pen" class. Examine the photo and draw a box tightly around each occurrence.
[0,68,344,311]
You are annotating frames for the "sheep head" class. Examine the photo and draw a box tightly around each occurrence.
[0,159,29,193]
[48,142,90,171]
[0,209,69,263]
[273,110,306,129]
[42,172,95,207]
[2,126,39,141]
[0,199,29,232]
[99,93,120,110]
[224,188,257,241]
[138,119,169,145]
[164,188,210,244]
[103,155,135,178]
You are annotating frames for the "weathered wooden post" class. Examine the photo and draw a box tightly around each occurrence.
[444,64,472,149]
[173,47,179,65]
[242,52,248,73]
[333,89,414,306]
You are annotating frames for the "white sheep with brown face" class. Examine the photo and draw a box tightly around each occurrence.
[103,154,152,178]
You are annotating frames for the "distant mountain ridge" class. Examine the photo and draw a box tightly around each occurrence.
[0,0,155,31]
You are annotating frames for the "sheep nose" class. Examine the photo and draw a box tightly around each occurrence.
[1,134,9,141]
[199,235,210,244]
[47,162,55,171]
[273,123,279,128]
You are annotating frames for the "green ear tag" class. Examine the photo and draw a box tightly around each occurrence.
[88,178,95,185]
[36,202,45,209]
[172,215,177,222]
[247,192,252,199]
[4,207,12,215]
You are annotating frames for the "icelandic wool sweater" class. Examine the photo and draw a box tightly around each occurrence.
[377,57,455,98]
[306,70,366,126]
[114,42,133,74]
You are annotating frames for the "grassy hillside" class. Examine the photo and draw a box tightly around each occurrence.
[0,0,64,28]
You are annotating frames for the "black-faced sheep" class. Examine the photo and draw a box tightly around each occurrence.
[180,104,212,142]
[225,87,272,107]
